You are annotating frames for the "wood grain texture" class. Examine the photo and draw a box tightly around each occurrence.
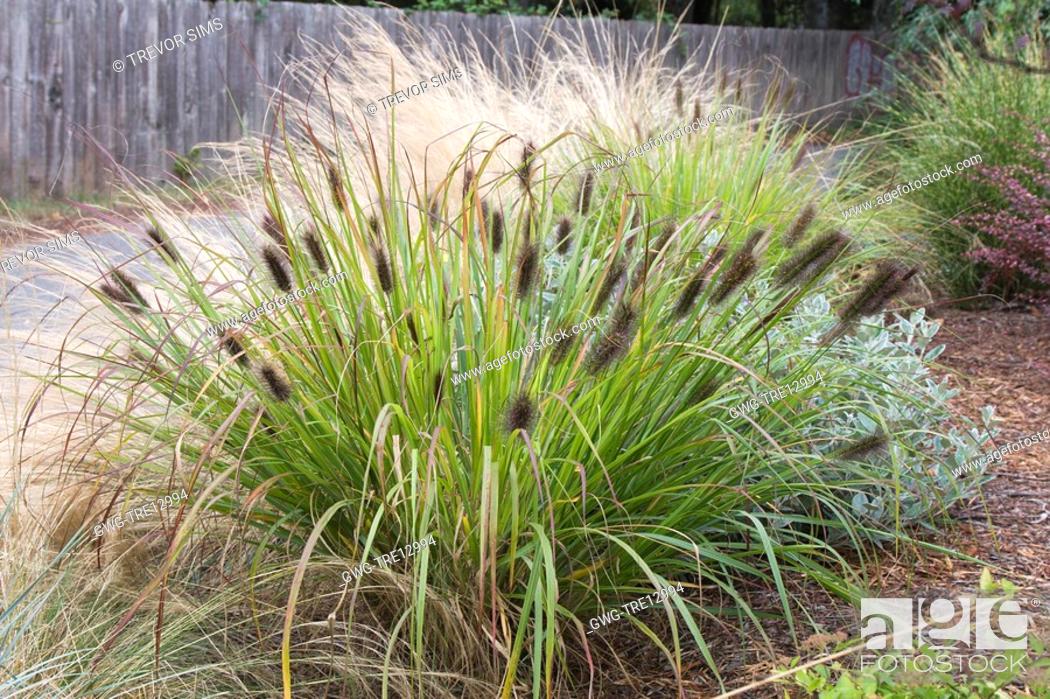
[0,0,880,197]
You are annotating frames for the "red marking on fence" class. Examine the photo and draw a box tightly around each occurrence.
[845,34,893,97]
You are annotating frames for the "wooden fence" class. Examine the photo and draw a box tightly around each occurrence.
[0,0,892,198]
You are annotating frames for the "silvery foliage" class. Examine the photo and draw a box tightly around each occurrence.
[544,221,995,527]
[735,281,997,528]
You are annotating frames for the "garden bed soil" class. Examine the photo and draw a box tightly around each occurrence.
[673,307,1050,698]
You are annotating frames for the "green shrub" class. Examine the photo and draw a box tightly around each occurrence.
[882,25,1050,297]
[895,0,1050,57]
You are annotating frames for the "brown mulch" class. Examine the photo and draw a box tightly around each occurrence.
[872,308,1050,599]
[673,307,1050,699]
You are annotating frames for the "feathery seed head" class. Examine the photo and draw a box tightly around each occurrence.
[776,230,849,288]
[588,302,637,373]
[626,211,643,254]
[710,246,757,305]
[555,217,573,255]
[838,261,907,325]
[834,431,889,461]
[221,330,250,367]
[654,222,675,253]
[592,258,626,312]
[588,302,634,373]
[674,271,707,318]
[302,228,329,272]
[673,242,726,316]
[824,262,915,344]
[462,167,475,198]
[146,226,180,265]
[112,269,149,307]
[99,269,149,313]
[372,242,394,294]
[258,361,293,402]
[518,142,536,191]
[784,204,817,247]
[516,243,540,298]
[98,282,135,312]
[489,208,505,253]
[550,331,577,365]
[742,227,766,252]
[576,172,595,216]
[505,392,536,433]
[672,239,722,314]
[609,303,636,334]
[861,265,917,319]
[703,242,728,272]
[262,245,293,292]
[328,164,349,215]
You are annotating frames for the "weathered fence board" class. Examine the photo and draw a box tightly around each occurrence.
[0,0,890,197]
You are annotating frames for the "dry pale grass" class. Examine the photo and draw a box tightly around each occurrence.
[203,9,731,232]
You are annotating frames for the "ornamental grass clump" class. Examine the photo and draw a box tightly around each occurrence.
[50,147,967,694]
[7,10,988,698]
[883,24,1050,295]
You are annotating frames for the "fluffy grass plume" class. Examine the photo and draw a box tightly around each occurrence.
[261,245,293,292]
[145,225,181,265]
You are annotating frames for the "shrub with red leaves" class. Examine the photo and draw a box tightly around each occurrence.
[955,127,1050,300]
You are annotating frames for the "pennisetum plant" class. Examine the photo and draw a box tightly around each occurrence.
[70,132,952,698]
[37,15,976,698]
